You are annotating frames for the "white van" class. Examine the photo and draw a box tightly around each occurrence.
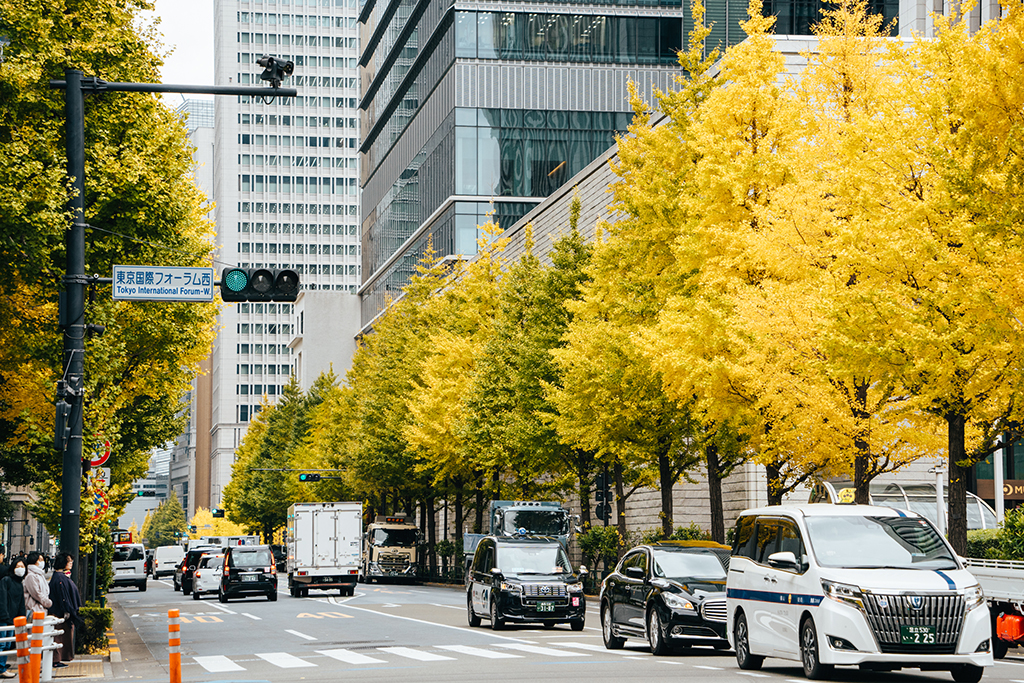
[726,504,991,682]
[153,544,186,579]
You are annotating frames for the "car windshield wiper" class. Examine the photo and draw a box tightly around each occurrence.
[844,564,955,570]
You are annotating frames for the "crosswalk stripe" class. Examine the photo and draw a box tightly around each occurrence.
[497,643,589,657]
[378,646,456,662]
[556,642,637,655]
[194,655,245,672]
[437,645,523,659]
[317,649,387,664]
[256,652,316,668]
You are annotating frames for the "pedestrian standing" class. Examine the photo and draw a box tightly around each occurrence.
[0,546,14,679]
[22,552,51,616]
[0,558,25,680]
[48,553,82,668]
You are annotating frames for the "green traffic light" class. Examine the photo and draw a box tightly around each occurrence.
[224,268,248,293]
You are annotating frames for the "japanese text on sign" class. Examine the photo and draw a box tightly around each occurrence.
[112,265,215,302]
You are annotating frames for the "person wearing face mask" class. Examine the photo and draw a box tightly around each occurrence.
[22,552,52,617]
[47,553,81,668]
[0,546,14,679]
[0,558,26,679]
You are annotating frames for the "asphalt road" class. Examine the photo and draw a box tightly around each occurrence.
[106,577,1024,683]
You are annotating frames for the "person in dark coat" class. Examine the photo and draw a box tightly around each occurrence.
[0,547,14,679]
[47,553,82,667]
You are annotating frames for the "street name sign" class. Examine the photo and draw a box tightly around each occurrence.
[113,265,215,302]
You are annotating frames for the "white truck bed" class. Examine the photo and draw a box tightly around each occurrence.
[288,502,362,573]
[963,557,1024,603]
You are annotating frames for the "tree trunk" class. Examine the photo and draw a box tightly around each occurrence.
[426,497,437,576]
[578,469,592,529]
[707,441,725,544]
[947,411,968,555]
[766,461,783,506]
[853,381,871,505]
[658,453,673,539]
[614,461,627,554]
[474,484,484,534]
[454,482,464,547]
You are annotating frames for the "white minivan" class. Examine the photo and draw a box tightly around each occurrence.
[153,545,185,579]
[726,504,991,682]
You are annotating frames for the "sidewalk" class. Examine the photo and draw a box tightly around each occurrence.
[52,657,106,679]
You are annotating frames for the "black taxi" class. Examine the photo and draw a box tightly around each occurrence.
[467,536,586,630]
[600,540,731,654]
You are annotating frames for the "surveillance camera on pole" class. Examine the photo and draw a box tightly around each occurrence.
[257,55,295,88]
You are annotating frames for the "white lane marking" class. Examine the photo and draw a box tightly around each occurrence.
[556,642,636,655]
[194,656,245,673]
[206,602,237,615]
[497,643,589,657]
[154,580,173,587]
[437,645,522,659]
[657,660,683,664]
[696,665,724,670]
[317,649,387,665]
[625,656,648,660]
[130,614,139,618]
[240,613,261,621]
[999,661,1024,667]
[326,603,537,643]
[431,603,465,610]
[256,652,316,668]
[285,629,317,641]
[737,672,770,677]
[377,647,455,662]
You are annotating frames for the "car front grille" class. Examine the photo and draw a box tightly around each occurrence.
[862,593,965,654]
[522,583,567,598]
[701,598,728,623]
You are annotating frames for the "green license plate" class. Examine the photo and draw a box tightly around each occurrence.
[900,625,936,645]
[536,602,555,612]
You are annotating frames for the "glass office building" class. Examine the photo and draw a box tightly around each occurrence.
[357,0,899,328]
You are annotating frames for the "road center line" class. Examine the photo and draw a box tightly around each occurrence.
[326,603,539,643]
[206,602,237,615]
[241,612,261,620]
[285,629,317,641]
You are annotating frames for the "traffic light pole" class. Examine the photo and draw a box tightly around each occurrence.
[50,69,296,571]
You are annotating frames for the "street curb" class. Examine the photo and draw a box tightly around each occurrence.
[106,630,121,663]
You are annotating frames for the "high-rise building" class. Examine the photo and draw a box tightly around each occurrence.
[204,0,363,506]
[355,0,908,330]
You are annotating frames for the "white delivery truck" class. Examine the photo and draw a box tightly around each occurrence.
[287,501,363,597]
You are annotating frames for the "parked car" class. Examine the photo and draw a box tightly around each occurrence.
[466,535,586,630]
[727,504,991,682]
[192,554,225,600]
[153,545,185,579]
[175,545,219,595]
[220,544,278,602]
[112,543,147,592]
[600,540,731,654]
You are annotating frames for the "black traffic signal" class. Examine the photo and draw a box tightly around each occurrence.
[188,525,197,534]
[136,490,156,497]
[298,473,321,482]
[54,399,71,452]
[257,55,295,88]
[220,267,300,302]
[212,508,225,518]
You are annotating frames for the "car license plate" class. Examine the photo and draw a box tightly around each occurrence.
[536,602,555,612]
[117,569,132,575]
[900,625,936,644]
[242,574,257,582]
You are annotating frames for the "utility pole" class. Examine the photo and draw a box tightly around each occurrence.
[50,60,297,570]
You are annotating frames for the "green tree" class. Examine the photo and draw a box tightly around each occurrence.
[0,0,217,550]
[146,492,188,547]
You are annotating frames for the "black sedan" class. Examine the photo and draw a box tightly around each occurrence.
[599,540,731,654]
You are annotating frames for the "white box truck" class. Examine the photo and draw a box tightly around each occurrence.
[287,501,363,597]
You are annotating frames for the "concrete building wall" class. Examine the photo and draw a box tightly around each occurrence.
[289,291,362,391]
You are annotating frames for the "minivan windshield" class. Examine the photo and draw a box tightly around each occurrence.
[496,544,572,575]
[501,510,567,536]
[230,549,274,568]
[805,515,957,570]
[114,546,144,562]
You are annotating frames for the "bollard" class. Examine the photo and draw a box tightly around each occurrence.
[29,612,44,683]
[168,609,180,683]
[14,617,27,683]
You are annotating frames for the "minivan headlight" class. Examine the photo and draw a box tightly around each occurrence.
[567,582,584,593]
[662,593,695,612]
[821,579,864,609]
[964,583,985,611]
[500,581,522,594]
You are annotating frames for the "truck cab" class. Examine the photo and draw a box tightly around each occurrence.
[464,501,576,561]
[361,514,420,583]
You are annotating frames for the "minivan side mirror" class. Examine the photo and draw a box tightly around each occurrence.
[767,551,799,571]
